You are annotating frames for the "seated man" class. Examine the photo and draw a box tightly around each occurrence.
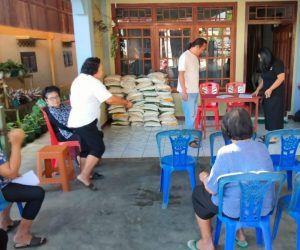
[187,108,274,250]
[0,129,46,249]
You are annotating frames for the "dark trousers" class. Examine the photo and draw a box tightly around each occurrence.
[0,229,8,250]
[2,183,45,221]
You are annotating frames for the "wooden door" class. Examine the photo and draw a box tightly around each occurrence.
[273,24,293,111]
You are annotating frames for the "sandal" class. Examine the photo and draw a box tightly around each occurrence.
[14,236,47,249]
[6,220,20,232]
[187,240,200,250]
[235,239,249,248]
[189,140,199,148]
[91,172,104,180]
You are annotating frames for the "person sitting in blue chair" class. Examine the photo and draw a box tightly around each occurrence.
[187,108,274,250]
[0,129,46,249]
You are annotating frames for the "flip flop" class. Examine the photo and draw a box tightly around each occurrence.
[91,172,104,180]
[187,240,200,250]
[6,220,21,232]
[235,239,249,248]
[77,179,98,191]
[14,236,47,249]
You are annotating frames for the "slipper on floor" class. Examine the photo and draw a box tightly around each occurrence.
[187,240,200,250]
[189,140,199,148]
[77,179,98,191]
[14,236,47,249]
[6,220,21,232]
[91,172,104,180]
[235,239,249,248]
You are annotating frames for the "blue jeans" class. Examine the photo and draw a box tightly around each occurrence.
[181,93,199,129]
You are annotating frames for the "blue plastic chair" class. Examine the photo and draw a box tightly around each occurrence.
[156,129,202,209]
[265,129,300,190]
[213,172,286,250]
[0,191,23,215]
[273,173,300,250]
[209,131,256,166]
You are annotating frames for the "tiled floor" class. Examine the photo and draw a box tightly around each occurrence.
[102,119,300,158]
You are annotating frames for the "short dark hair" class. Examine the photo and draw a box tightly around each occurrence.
[258,47,274,72]
[80,57,101,75]
[221,108,253,141]
[42,86,61,100]
[187,38,207,50]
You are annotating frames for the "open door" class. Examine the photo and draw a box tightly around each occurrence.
[272,24,293,111]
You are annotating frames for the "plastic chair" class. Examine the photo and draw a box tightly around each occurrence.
[0,191,23,215]
[156,129,202,209]
[40,107,80,168]
[195,82,220,130]
[272,173,300,250]
[226,82,251,113]
[214,172,286,250]
[264,129,300,190]
[209,131,257,166]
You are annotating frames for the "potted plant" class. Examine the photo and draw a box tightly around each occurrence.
[17,63,29,76]
[0,62,11,79]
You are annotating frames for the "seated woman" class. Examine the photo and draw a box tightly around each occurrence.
[42,86,103,180]
[187,108,274,250]
[0,129,46,248]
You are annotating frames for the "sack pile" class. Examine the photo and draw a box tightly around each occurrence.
[104,72,177,127]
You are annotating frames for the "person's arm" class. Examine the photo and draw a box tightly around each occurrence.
[178,71,188,101]
[264,73,285,98]
[0,129,25,179]
[105,95,133,109]
[252,76,263,96]
[199,171,214,195]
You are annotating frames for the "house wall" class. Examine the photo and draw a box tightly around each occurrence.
[0,26,77,89]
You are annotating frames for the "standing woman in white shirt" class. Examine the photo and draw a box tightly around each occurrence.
[177,38,207,146]
[68,57,132,191]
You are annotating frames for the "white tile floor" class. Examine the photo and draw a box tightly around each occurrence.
[102,119,300,158]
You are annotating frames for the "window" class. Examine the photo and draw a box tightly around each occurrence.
[119,28,151,75]
[63,51,73,67]
[20,52,37,73]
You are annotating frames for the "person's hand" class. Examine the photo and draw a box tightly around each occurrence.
[8,129,25,146]
[182,92,188,101]
[199,171,209,183]
[264,88,273,98]
[126,101,133,109]
[252,89,259,97]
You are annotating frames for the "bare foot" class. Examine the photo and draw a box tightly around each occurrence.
[14,234,32,246]
[236,229,246,241]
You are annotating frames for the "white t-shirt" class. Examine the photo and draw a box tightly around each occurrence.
[68,73,112,128]
[177,50,200,93]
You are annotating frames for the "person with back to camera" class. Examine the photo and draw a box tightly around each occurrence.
[252,47,285,144]
[187,108,274,250]
[177,38,207,148]
[0,129,46,249]
[42,86,103,181]
[68,57,133,191]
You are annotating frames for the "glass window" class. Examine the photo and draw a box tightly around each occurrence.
[197,7,233,21]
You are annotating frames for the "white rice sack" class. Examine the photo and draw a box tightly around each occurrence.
[132,100,145,107]
[112,113,129,121]
[139,85,156,92]
[144,104,159,111]
[147,72,167,79]
[136,81,153,89]
[104,80,121,87]
[105,75,121,81]
[155,84,171,92]
[129,116,144,122]
[143,91,157,97]
[144,121,161,127]
[161,120,178,126]
[120,80,136,89]
[131,122,144,127]
[127,92,144,101]
[121,75,136,80]
[109,87,123,94]
[136,77,152,84]
[114,93,125,98]
[144,116,160,122]
[160,101,175,107]
[159,112,176,119]
[111,121,130,126]
[108,107,126,114]
[123,88,136,95]
[129,107,144,113]
[143,111,159,117]
[159,107,175,112]
[129,112,144,118]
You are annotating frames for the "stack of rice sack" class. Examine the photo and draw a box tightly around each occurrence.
[104,75,129,126]
[104,72,177,127]
[148,72,177,126]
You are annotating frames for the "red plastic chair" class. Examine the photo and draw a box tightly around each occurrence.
[226,82,250,114]
[195,82,220,130]
[40,107,80,169]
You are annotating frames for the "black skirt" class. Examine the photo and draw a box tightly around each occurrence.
[263,94,284,131]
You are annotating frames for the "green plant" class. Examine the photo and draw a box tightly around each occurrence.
[110,32,118,58]
[0,62,10,74]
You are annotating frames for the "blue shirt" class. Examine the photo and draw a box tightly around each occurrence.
[0,149,10,189]
[206,140,274,218]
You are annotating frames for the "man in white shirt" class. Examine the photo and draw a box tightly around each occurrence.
[68,57,132,190]
[177,38,207,146]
